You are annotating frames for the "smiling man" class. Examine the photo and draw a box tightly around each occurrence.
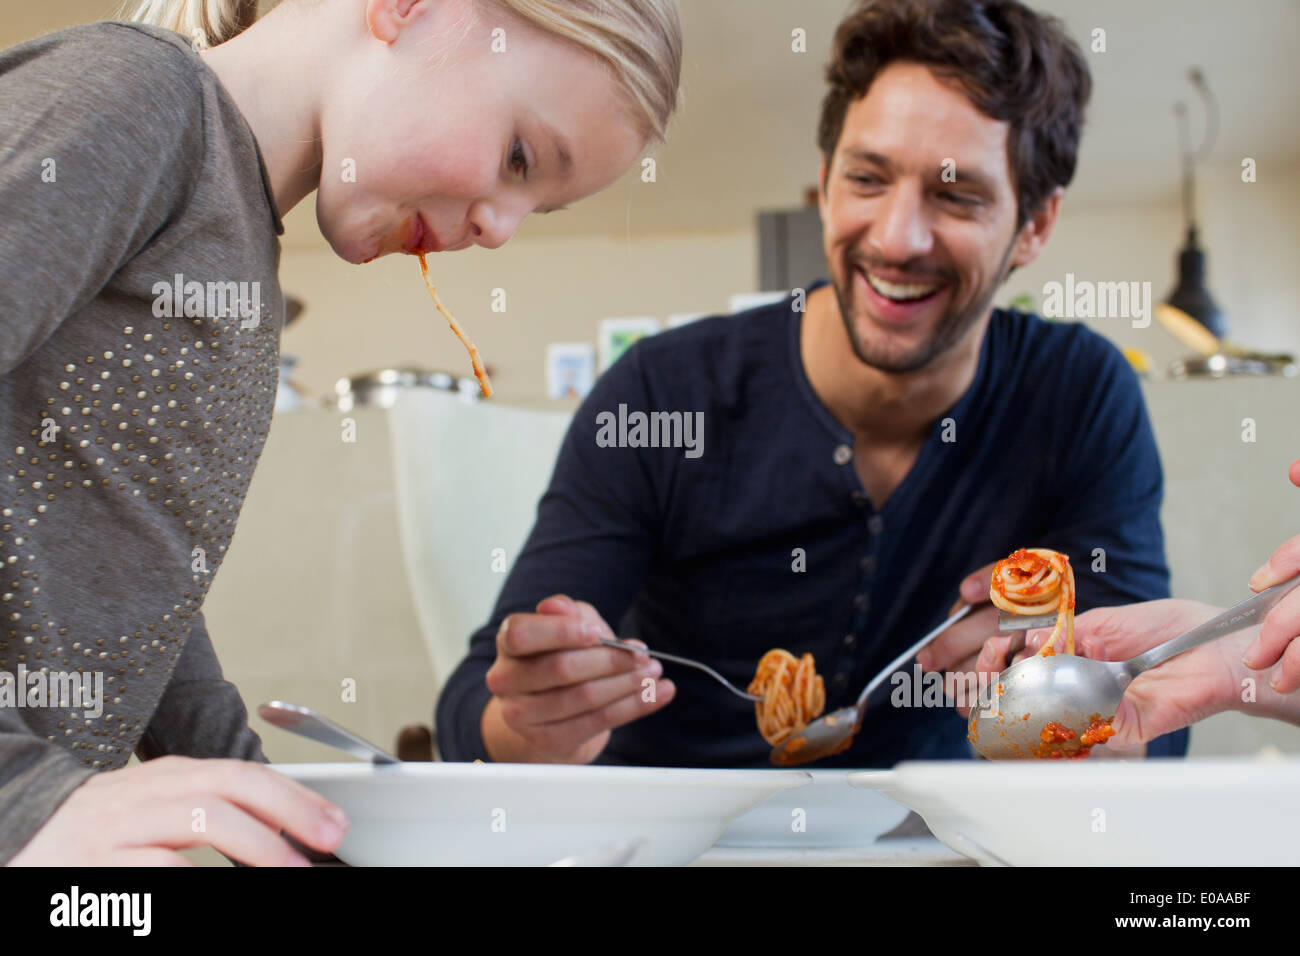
[437,0,1189,767]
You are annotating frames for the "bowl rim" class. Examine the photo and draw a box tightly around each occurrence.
[272,761,812,791]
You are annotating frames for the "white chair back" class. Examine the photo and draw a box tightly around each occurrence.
[389,390,572,691]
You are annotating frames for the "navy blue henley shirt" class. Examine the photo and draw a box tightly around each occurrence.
[437,294,1189,766]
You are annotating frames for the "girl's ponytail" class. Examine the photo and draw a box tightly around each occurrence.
[120,0,259,48]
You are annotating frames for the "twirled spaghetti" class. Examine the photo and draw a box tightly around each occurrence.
[989,547,1076,655]
[748,649,826,745]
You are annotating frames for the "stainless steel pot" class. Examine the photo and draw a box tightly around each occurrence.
[1169,352,1297,379]
[331,368,480,411]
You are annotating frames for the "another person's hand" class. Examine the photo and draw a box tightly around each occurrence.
[1047,600,1235,748]
[1242,456,1300,693]
[972,599,1300,747]
[8,756,348,866]
[481,594,675,763]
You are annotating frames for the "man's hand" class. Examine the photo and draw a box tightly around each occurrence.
[1243,456,1300,693]
[481,594,675,763]
[8,756,348,866]
[918,561,1000,705]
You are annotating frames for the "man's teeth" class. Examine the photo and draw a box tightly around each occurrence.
[863,270,941,302]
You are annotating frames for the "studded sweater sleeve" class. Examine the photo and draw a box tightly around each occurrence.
[135,610,267,764]
[0,23,216,864]
[0,23,281,862]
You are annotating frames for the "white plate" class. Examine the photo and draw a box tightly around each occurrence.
[717,770,911,848]
[276,762,810,866]
[849,757,1300,866]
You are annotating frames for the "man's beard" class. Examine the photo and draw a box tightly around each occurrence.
[832,236,1018,374]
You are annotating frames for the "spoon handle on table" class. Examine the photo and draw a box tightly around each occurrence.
[1129,577,1300,675]
[259,701,400,764]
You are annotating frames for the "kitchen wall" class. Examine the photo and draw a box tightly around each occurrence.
[279,159,1300,404]
[1001,159,1300,367]
[278,224,756,405]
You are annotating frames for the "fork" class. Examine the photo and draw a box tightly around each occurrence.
[598,638,762,702]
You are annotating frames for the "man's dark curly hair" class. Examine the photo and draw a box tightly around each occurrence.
[817,0,1092,228]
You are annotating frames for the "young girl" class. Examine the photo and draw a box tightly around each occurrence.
[0,0,680,865]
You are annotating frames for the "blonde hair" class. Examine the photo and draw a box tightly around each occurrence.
[121,0,259,47]
[121,0,682,141]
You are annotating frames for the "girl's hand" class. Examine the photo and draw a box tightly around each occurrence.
[7,756,348,866]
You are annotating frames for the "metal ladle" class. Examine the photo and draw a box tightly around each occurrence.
[968,577,1300,759]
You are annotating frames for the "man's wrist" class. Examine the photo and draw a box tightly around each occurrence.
[480,696,515,762]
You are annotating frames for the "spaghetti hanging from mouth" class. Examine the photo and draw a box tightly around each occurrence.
[990,547,1076,655]
[748,649,826,746]
[417,253,493,398]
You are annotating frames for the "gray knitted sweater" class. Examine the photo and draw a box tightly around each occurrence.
[0,21,283,860]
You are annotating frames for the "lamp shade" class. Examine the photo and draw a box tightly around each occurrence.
[1165,226,1226,339]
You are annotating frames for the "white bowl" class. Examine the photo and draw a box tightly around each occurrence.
[717,770,911,848]
[276,762,810,866]
[850,757,1300,866]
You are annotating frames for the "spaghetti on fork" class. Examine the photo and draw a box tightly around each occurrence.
[748,649,826,746]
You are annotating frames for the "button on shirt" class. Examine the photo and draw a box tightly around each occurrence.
[437,294,1186,766]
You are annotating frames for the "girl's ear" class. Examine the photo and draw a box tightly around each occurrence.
[366,0,425,45]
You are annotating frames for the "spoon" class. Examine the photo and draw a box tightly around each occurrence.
[769,604,976,766]
[968,576,1300,759]
[259,701,400,764]
[599,638,762,702]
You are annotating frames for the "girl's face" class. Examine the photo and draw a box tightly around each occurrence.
[316,0,646,263]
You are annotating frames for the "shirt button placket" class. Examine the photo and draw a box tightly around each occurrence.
[835,442,872,704]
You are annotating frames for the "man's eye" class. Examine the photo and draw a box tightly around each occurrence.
[848,173,880,186]
[509,138,530,179]
[939,191,979,206]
